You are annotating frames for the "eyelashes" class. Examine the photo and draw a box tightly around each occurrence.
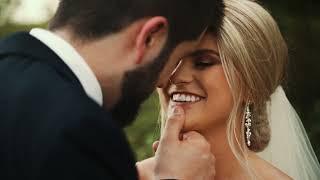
[193,55,220,70]
[194,61,214,69]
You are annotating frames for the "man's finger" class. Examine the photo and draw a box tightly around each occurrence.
[162,106,185,142]
[152,141,160,154]
[182,131,200,140]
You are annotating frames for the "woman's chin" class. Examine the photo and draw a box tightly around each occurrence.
[182,118,201,133]
[182,116,217,135]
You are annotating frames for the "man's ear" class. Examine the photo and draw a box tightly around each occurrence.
[135,16,168,64]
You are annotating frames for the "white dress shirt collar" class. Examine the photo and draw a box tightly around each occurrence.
[30,28,103,106]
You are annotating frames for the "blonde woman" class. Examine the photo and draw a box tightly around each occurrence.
[137,0,320,179]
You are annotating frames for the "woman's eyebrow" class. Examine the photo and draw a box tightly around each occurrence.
[181,49,220,60]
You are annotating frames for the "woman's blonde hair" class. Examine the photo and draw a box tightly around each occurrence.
[158,0,288,178]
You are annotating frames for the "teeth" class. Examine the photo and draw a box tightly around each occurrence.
[173,94,178,100]
[181,94,186,101]
[171,93,203,102]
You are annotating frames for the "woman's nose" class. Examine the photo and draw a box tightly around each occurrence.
[169,59,193,84]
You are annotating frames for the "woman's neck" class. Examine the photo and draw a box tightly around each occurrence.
[201,125,248,179]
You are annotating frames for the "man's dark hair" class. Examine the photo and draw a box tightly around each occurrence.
[49,0,224,43]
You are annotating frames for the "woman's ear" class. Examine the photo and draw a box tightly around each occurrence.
[135,16,168,65]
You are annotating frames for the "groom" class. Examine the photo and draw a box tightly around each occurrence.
[0,0,224,179]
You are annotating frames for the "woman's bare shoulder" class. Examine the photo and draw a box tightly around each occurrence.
[249,154,292,180]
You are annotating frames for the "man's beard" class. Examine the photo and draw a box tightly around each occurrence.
[110,44,172,127]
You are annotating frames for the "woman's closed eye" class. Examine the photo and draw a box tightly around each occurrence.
[193,55,220,70]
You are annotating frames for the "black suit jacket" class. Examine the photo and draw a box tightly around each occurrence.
[0,32,138,180]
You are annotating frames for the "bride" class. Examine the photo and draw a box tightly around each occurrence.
[137,0,320,179]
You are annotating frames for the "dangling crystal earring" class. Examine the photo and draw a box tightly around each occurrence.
[245,102,252,147]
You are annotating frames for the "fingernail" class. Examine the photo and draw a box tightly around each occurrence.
[168,106,182,117]
[183,134,188,140]
[173,106,182,115]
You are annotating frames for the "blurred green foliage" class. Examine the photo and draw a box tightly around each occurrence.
[0,0,319,162]
[125,93,161,160]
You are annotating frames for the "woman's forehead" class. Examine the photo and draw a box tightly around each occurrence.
[195,33,218,51]
[172,33,218,58]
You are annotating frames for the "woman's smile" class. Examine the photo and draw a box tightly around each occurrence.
[168,91,206,110]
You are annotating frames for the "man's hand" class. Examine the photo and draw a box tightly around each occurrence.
[154,106,216,180]
[136,157,156,180]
